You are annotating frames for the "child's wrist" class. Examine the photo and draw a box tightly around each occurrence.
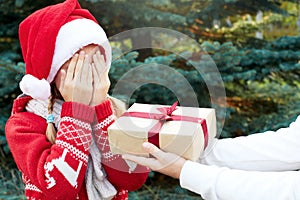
[61,101,95,122]
[94,99,113,122]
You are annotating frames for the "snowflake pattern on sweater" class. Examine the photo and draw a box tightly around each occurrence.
[6,97,94,199]
[93,102,150,193]
[42,104,94,196]
[5,97,148,200]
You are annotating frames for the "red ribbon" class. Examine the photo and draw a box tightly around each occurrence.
[122,101,208,149]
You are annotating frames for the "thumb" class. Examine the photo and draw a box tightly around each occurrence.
[143,142,164,160]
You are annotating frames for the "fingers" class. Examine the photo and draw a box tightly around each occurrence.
[75,51,85,74]
[65,53,78,82]
[122,142,165,169]
[92,54,101,79]
[93,50,106,73]
[98,53,110,85]
[92,63,99,83]
[81,54,92,82]
[142,142,164,160]
[63,50,94,104]
[92,51,110,88]
[65,51,85,82]
[87,46,100,58]
[65,49,104,83]
[86,63,93,88]
[122,154,157,169]
[122,142,165,161]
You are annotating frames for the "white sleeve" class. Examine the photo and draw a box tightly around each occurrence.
[200,115,300,171]
[180,161,300,200]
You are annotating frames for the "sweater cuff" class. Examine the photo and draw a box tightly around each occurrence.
[61,102,95,123]
[94,99,113,122]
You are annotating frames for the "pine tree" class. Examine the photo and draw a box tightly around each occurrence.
[0,52,24,155]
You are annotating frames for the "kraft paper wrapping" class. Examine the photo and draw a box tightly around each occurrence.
[107,103,216,161]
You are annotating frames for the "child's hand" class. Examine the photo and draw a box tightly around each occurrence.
[90,50,110,106]
[58,51,93,105]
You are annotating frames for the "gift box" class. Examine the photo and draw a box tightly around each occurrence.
[107,102,216,161]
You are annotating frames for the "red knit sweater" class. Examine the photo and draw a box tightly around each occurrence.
[5,96,149,199]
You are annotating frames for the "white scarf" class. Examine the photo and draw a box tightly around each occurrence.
[26,99,117,200]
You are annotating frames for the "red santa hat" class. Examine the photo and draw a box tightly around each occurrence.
[19,0,111,100]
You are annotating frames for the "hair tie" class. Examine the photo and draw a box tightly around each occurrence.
[46,114,54,123]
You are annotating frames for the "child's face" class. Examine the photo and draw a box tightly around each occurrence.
[54,44,101,92]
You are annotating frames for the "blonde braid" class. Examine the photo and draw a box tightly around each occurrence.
[45,85,58,144]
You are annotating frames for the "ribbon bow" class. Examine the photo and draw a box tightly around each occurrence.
[157,101,178,116]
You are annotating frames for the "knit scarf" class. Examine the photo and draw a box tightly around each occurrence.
[26,99,117,200]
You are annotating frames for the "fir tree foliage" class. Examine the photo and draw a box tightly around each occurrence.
[1,0,300,199]
[0,52,24,155]
[2,35,300,151]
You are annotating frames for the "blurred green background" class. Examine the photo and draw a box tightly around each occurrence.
[1,0,300,199]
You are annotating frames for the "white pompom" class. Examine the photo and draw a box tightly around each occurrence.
[19,74,51,100]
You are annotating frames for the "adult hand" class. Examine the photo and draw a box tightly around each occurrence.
[57,51,93,105]
[89,50,110,106]
[122,142,186,179]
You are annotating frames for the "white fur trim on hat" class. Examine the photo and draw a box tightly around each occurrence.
[20,74,51,100]
[47,18,112,83]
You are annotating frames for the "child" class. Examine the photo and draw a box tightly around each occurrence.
[5,0,149,199]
